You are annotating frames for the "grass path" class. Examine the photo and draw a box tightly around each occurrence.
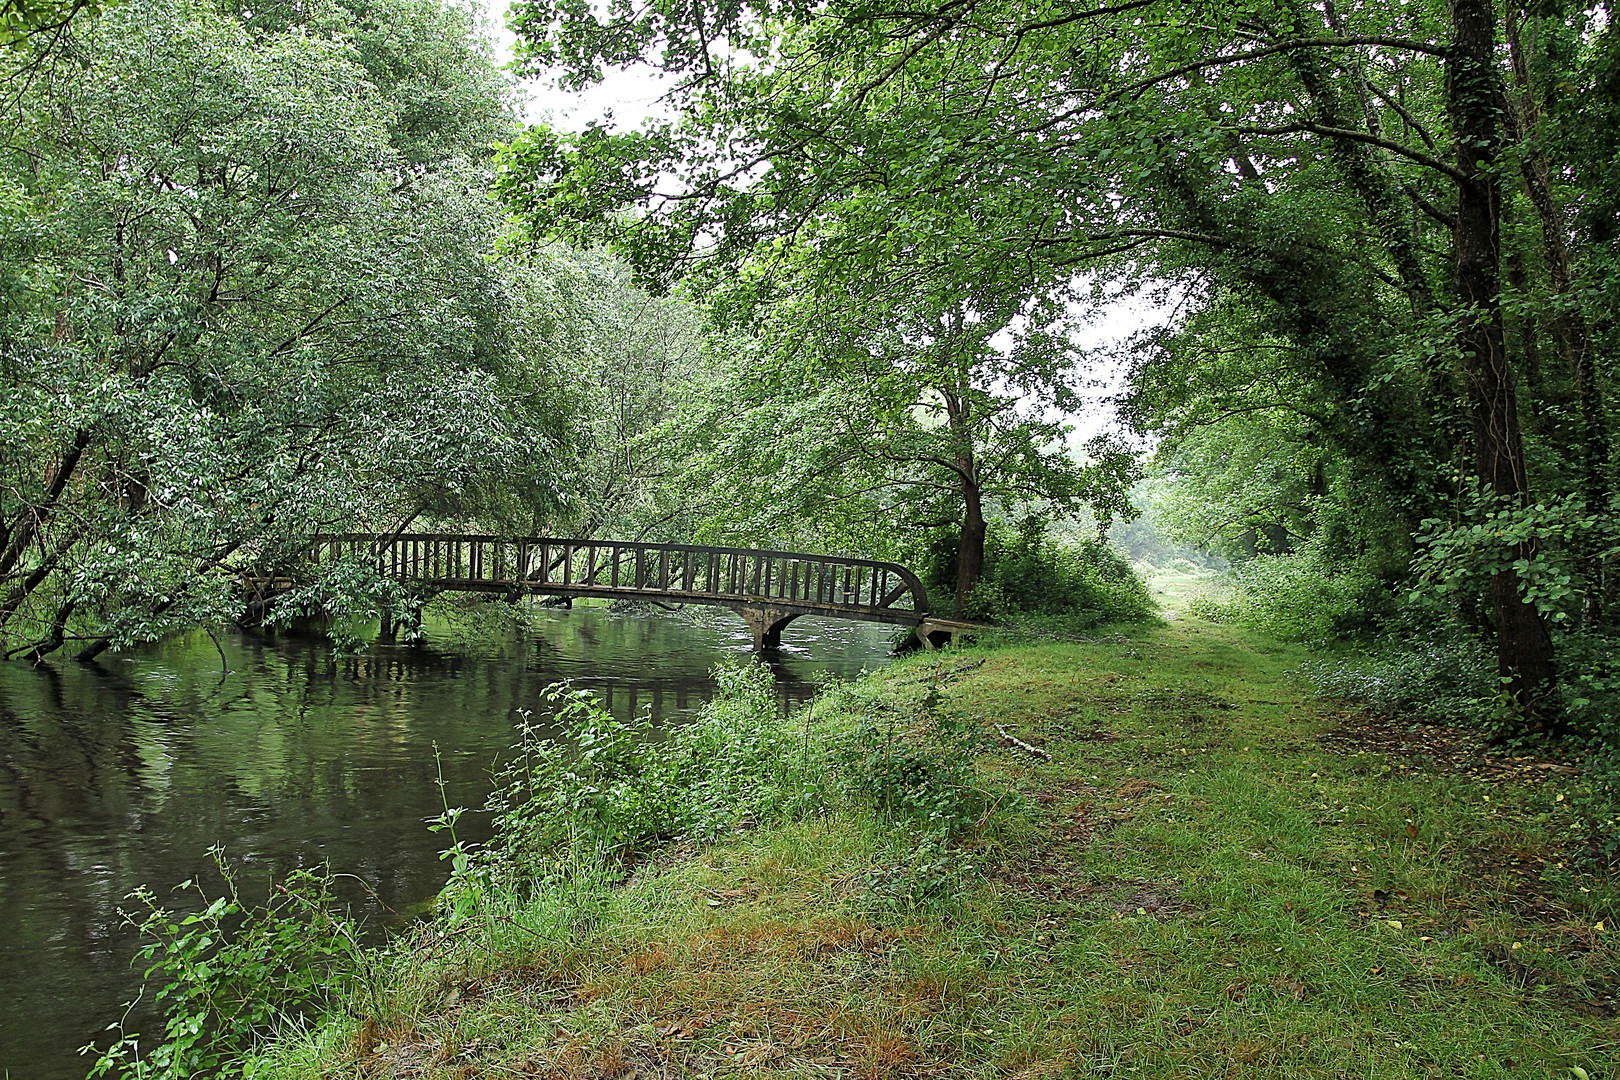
[271,620,1616,1079]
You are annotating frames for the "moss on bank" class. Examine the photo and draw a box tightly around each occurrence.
[249,621,1615,1078]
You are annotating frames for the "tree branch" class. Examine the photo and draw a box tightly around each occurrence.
[1236,121,1467,183]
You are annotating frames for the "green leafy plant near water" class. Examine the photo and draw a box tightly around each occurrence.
[85,850,369,1080]
[481,663,821,872]
[92,660,988,1076]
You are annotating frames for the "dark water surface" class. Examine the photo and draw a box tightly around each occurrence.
[0,605,895,1080]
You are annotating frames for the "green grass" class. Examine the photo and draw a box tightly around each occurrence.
[252,620,1617,1079]
[1140,564,1227,618]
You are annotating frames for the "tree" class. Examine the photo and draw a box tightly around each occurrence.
[0,0,574,660]
[502,0,1619,727]
[669,257,1136,615]
[516,246,715,541]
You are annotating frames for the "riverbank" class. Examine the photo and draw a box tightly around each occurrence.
[251,619,1615,1078]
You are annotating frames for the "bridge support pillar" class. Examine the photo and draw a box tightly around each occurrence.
[913,618,972,651]
[379,606,422,645]
[728,605,800,653]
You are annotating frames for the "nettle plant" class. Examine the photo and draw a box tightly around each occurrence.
[833,684,987,839]
[481,662,821,883]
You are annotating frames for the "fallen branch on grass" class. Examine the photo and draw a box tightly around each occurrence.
[995,723,1052,761]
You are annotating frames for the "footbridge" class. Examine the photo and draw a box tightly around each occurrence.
[307,534,968,651]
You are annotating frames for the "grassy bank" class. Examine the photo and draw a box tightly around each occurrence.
[240,620,1615,1078]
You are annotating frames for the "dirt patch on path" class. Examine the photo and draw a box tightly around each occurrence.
[1318,711,1579,785]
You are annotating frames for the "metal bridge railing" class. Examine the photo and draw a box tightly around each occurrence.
[308,534,930,624]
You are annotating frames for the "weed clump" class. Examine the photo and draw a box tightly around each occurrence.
[483,661,830,876]
[85,850,368,1080]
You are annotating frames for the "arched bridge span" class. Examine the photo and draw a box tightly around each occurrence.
[308,534,963,650]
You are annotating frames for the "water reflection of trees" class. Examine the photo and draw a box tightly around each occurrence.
[0,609,891,1079]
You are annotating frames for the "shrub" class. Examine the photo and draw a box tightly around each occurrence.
[483,661,822,878]
[1554,631,1620,749]
[103,662,1002,1077]
[1190,547,1393,646]
[928,520,1155,626]
[86,852,365,1080]
[1001,533,1152,620]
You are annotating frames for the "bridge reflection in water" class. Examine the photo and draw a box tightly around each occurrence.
[305,535,966,650]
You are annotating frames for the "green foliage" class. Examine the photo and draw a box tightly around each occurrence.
[0,0,94,44]
[0,0,590,661]
[265,555,425,652]
[639,270,1140,600]
[483,688,670,871]
[1412,491,1617,626]
[1567,755,1620,872]
[85,851,364,1080]
[671,661,836,835]
[478,662,990,921]
[1188,546,1393,647]
[484,662,824,878]
[1295,630,1498,727]
[992,523,1153,625]
[1552,632,1620,746]
[926,520,1155,627]
[832,685,984,840]
[499,0,1620,733]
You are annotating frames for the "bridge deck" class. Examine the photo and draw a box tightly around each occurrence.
[308,535,931,632]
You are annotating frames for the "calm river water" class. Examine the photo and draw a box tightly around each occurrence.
[0,604,896,1079]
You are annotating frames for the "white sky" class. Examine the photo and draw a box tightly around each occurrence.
[486,4,1164,444]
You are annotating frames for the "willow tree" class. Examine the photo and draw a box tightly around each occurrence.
[0,0,575,661]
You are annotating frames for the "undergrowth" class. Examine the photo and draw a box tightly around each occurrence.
[91,658,988,1077]
[94,624,1619,1079]
[85,850,370,1079]
[924,519,1156,628]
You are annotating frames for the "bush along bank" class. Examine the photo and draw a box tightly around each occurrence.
[101,621,1616,1078]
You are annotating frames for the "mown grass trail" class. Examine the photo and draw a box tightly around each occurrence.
[266,620,1616,1079]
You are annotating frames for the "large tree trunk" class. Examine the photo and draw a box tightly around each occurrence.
[956,469,986,617]
[1450,0,1560,724]
[940,371,987,618]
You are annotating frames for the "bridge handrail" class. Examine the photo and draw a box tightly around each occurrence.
[306,532,931,617]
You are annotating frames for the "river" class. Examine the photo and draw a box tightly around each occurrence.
[0,603,896,1080]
